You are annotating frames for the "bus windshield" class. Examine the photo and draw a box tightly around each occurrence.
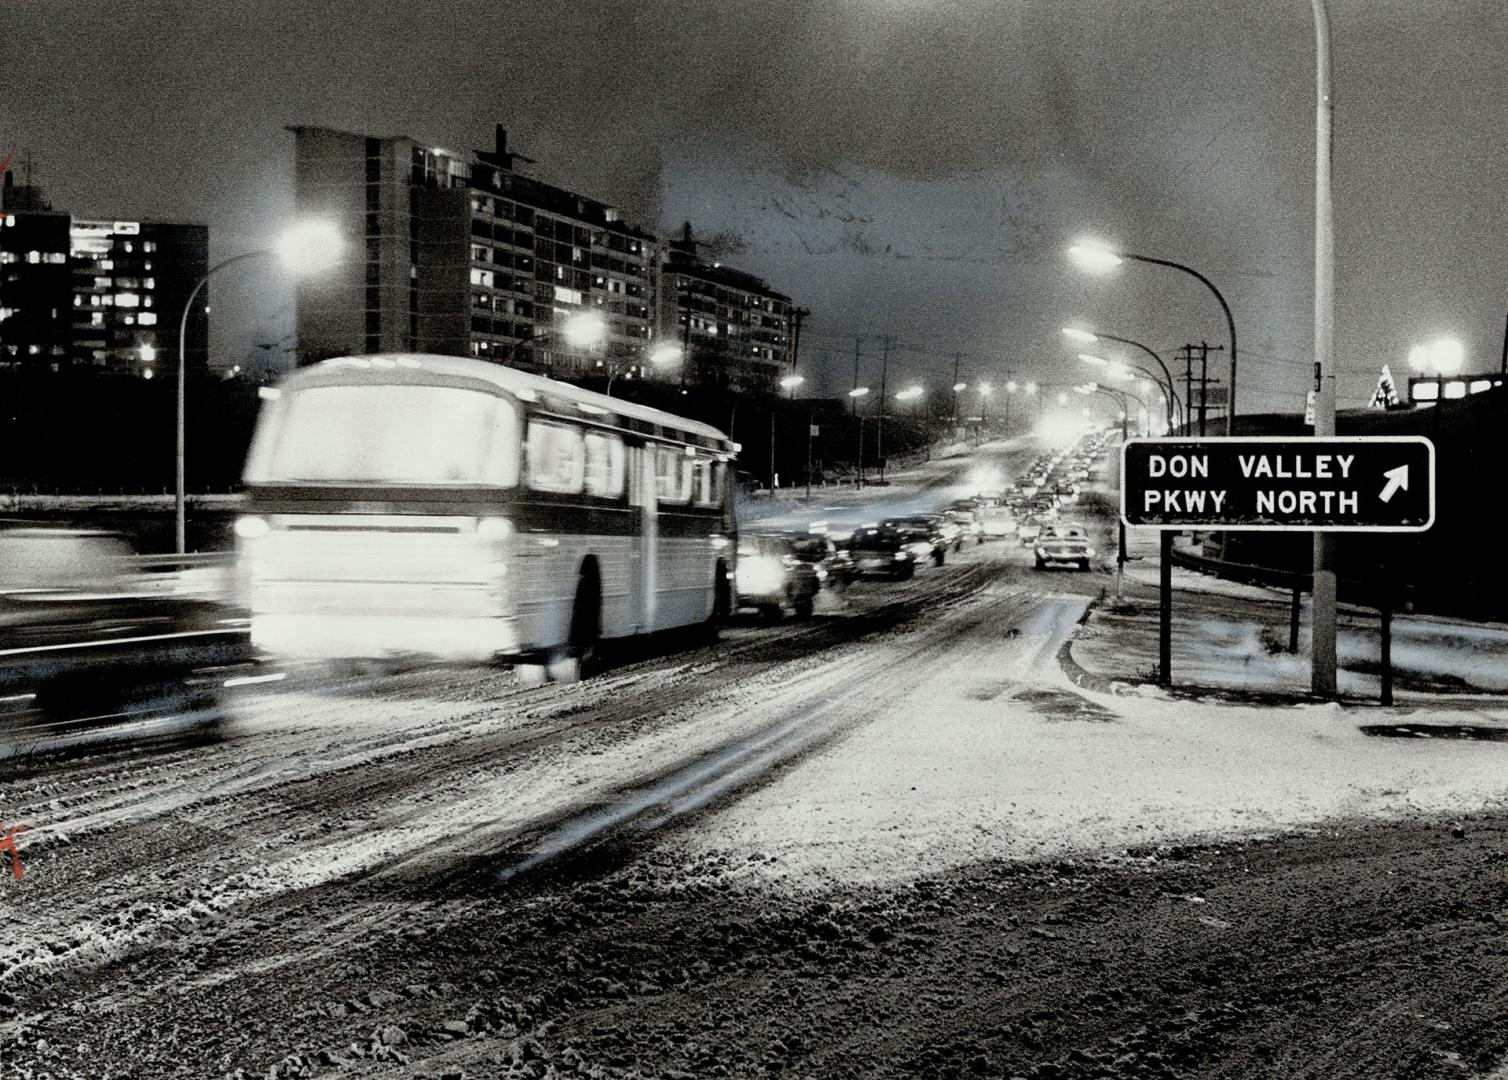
[250,383,518,486]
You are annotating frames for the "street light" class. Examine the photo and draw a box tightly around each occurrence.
[781,373,805,398]
[604,341,681,397]
[175,219,342,554]
[1068,239,1238,434]
[1061,326,1181,429]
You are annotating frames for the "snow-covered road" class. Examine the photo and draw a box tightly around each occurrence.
[5,437,1508,1079]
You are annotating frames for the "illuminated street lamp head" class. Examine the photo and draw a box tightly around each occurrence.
[139,343,157,364]
[275,219,344,275]
[780,374,805,390]
[1005,380,1017,393]
[978,381,993,397]
[952,382,967,392]
[1106,362,1132,381]
[1057,392,1069,405]
[896,385,924,402]
[1407,344,1431,372]
[1077,353,1108,367]
[848,386,870,398]
[562,311,607,349]
[648,343,683,366]
[1067,241,1124,273]
[1024,381,1038,395]
[1428,336,1464,375]
[1074,383,1098,394]
[1061,327,1099,345]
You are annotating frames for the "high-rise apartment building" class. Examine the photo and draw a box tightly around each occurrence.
[289,125,799,393]
[290,125,657,379]
[0,173,208,376]
[658,223,794,394]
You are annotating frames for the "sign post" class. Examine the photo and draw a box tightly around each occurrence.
[1120,436,1435,696]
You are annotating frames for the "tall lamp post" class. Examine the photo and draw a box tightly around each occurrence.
[1068,242,1237,435]
[175,220,342,555]
[774,373,805,491]
[848,386,870,487]
[1062,327,1181,430]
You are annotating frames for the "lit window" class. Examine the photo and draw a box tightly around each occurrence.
[143,278,155,290]
[0,252,12,263]
[124,315,135,325]
[469,269,493,288]
[143,241,156,253]
[114,293,140,307]
[91,312,104,326]
[2,215,13,227]
[25,251,39,264]
[138,311,157,326]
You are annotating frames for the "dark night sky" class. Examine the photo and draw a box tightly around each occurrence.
[5,0,1504,418]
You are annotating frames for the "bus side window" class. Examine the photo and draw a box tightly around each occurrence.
[692,458,716,506]
[655,446,691,504]
[527,421,585,494]
[584,431,625,498]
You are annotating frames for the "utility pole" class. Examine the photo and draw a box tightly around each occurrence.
[1178,344,1196,436]
[952,352,962,428]
[790,307,809,374]
[851,337,861,414]
[1311,0,1339,697]
[878,336,890,483]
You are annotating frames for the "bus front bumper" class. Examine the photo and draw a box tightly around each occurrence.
[252,613,521,664]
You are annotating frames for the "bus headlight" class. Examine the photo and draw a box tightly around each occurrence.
[234,515,270,539]
[477,516,513,540]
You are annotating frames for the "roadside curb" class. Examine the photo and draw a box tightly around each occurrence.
[1053,589,1481,710]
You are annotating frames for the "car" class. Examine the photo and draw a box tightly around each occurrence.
[735,534,821,620]
[1016,520,1043,545]
[943,499,985,544]
[0,528,252,733]
[880,516,953,565]
[1034,524,1096,571]
[788,533,854,588]
[978,501,1014,539]
[846,526,917,580]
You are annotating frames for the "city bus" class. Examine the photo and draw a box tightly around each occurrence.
[236,354,738,681]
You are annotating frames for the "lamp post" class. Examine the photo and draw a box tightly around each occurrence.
[605,340,680,397]
[1068,242,1237,435]
[1062,327,1181,430]
[1076,353,1172,434]
[175,220,342,555]
[849,386,870,487]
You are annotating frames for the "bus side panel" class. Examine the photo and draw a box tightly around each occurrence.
[510,506,636,650]
[655,510,716,630]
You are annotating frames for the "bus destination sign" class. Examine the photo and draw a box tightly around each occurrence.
[1121,436,1435,532]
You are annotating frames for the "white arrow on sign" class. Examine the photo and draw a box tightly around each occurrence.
[1379,464,1409,503]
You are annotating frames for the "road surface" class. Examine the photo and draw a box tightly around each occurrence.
[4,439,1508,1080]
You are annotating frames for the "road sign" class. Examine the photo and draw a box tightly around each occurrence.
[1121,436,1435,532]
